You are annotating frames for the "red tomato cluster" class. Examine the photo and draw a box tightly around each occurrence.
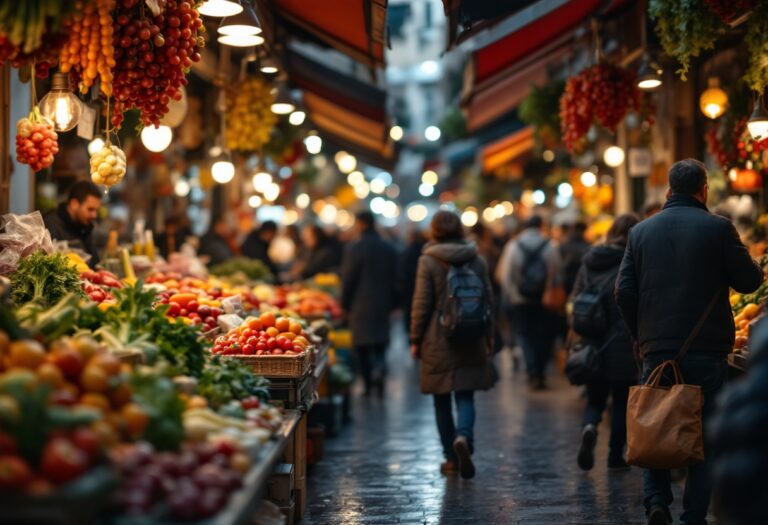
[81,270,122,303]
[156,291,223,332]
[211,313,309,356]
[15,116,59,172]
[0,33,66,79]
[559,64,641,152]
[111,0,203,128]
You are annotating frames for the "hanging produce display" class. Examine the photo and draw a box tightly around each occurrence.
[519,81,565,147]
[15,107,59,172]
[111,0,204,129]
[559,64,642,152]
[90,142,127,188]
[648,0,726,79]
[59,0,117,96]
[0,0,81,77]
[225,77,277,152]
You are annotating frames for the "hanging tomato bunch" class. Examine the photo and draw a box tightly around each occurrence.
[15,107,59,172]
[225,78,277,152]
[559,63,642,152]
[706,117,768,173]
[59,0,117,96]
[111,0,204,129]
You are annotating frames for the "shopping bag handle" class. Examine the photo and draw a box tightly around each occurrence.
[645,359,683,387]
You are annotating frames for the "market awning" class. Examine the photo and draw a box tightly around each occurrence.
[261,0,388,69]
[442,0,539,49]
[481,126,534,173]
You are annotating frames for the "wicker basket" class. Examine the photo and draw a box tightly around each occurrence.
[232,348,311,378]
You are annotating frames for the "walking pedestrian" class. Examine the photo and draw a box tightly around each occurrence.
[497,215,563,389]
[298,225,341,279]
[616,159,763,525]
[341,211,398,397]
[410,211,495,479]
[560,220,590,298]
[570,213,640,472]
[399,227,427,338]
[199,215,234,266]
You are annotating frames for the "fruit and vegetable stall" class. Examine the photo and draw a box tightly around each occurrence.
[0,232,343,524]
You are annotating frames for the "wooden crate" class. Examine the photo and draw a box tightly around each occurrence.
[232,350,311,378]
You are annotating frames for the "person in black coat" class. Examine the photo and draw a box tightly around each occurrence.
[560,220,591,298]
[43,181,103,266]
[571,213,640,472]
[199,216,233,267]
[399,227,427,338]
[241,221,278,277]
[709,317,768,525]
[341,211,398,397]
[616,159,763,525]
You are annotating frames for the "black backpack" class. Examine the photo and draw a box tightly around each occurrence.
[434,257,490,340]
[570,267,617,339]
[518,241,549,301]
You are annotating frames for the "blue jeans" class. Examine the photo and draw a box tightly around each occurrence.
[433,391,475,461]
[641,353,728,525]
[583,381,633,457]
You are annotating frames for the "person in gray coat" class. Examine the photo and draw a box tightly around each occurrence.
[341,211,398,397]
[410,211,495,479]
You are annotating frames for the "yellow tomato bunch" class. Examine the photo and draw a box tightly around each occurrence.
[225,77,276,152]
[59,0,116,96]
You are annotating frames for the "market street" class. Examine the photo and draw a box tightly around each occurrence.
[306,334,684,525]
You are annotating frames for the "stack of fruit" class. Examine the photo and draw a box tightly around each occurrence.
[15,108,58,172]
[210,312,310,356]
[731,280,768,351]
[156,291,223,331]
[81,269,123,304]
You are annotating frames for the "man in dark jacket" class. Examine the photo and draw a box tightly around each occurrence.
[199,215,233,267]
[44,180,103,266]
[616,159,763,525]
[241,221,278,277]
[560,220,590,298]
[342,211,398,397]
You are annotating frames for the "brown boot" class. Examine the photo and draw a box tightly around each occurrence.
[440,460,458,475]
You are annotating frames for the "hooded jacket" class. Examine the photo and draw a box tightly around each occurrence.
[616,194,763,357]
[496,228,563,306]
[571,243,638,383]
[410,240,495,394]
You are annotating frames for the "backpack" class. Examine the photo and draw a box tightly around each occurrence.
[570,267,617,339]
[518,240,549,301]
[434,257,490,340]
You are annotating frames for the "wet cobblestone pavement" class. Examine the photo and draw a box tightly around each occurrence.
[305,340,696,525]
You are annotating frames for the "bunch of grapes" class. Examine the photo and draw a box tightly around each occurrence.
[703,0,755,22]
[16,108,59,172]
[225,78,277,152]
[0,32,65,79]
[111,0,204,129]
[59,0,116,96]
[559,64,641,152]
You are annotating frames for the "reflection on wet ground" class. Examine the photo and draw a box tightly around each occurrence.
[306,338,692,525]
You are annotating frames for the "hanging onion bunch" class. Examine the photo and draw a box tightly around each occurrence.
[90,142,127,188]
[111,0,204,128]
[559,64,642,152]
[225,77,277,152]
[59,0,117,96]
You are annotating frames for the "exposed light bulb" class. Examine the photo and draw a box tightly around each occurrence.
[603,146,625,168]
[288,110,306,126]
[141,125,173,152]
[87,137,105,156]
[212,160,235,183]
[389,125,404,141]
[39,73,83,132]
[304,135,322,154]
[424,125,441,142]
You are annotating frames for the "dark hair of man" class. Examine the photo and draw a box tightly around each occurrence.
[669,159,707,195]
[525,215,543,230]
[355,211,375,230]
[67,180,102,203]
[431,211,464,242]
[260,220,278,233]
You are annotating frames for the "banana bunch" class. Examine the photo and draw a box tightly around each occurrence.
[90,142,126,188]
[0,0,84,54]
[225,77,277,152]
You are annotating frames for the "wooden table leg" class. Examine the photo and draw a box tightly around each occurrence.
[283,411,307,522]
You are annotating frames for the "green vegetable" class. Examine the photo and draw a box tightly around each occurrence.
[197,356,270,408]
[16,293,81,341]
[649,0,726,79]
[744,2,768,92]
[209,257,273,283]
[130,371,186,452]
[519,80,565,144]
[11,251,84,308]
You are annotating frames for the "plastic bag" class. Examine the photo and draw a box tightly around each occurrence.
[0,211,54,275]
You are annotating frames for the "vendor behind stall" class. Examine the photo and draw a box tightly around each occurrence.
[43,180,102,266]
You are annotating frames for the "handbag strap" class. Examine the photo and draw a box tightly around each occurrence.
[674,292,720,363]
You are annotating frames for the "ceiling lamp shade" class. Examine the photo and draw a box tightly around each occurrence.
[748,95,768,142]
[699,78,728,119]
[218,1,261,36]
[199,0,243,17]
[259,55,279,75]
[271,84,295,115]
[218,33,264,47]
[637,54,663,91]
